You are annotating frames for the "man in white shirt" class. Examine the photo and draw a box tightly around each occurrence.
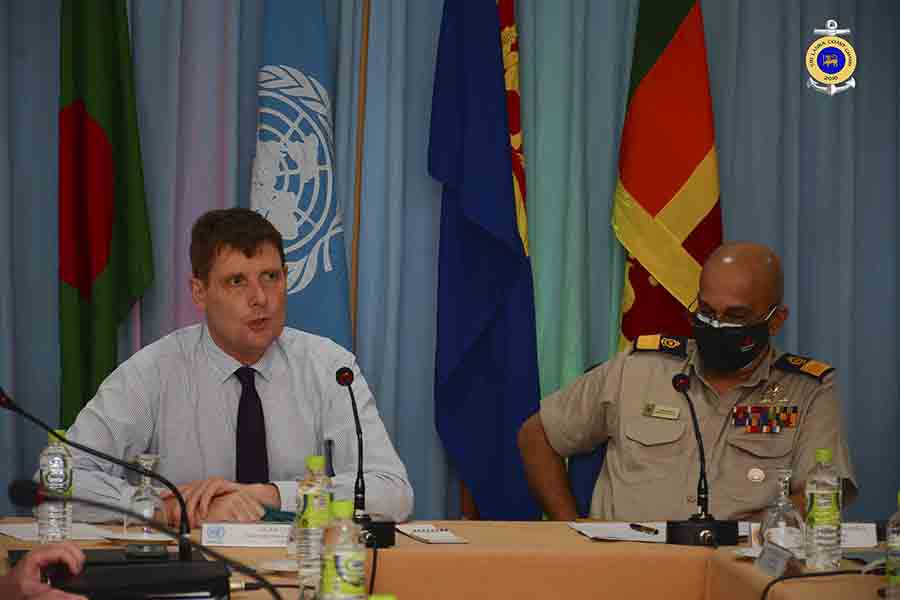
[65,208,413,526]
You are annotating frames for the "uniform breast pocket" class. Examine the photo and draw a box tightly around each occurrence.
[722,433,795,506]
[622,418,687,482]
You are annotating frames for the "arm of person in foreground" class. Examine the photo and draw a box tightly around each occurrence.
[518,413,578,521]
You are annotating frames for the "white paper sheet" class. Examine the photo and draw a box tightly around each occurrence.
[569,522,667,543]
[0,522,113,541]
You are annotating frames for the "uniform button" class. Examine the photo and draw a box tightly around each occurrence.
[687,495,695,504]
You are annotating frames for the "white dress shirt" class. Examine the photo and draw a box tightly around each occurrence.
[64,324,414,523]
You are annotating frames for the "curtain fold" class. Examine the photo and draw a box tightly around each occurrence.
[0,0,60,515]
[351,0,449,520]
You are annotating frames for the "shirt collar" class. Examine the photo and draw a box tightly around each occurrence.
[201,324,280,384]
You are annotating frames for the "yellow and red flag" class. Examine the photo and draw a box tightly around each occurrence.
[612,0,722,343]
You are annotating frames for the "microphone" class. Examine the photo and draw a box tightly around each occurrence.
[334,367,395,549]
[9,480,282,600]
[335,367,366,522]
[0,386,192,561]
[665,364,738,546]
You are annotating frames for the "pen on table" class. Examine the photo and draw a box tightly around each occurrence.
[629,523,660,535]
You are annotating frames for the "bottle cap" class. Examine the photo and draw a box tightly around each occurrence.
[48,430,66,444]
[814,448,833,464]
[305,455,325,471]
[332,499,354,520]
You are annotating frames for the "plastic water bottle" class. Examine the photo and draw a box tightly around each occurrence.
[38,430,73,543]
[804,448,842,570]
[886,491,900,599]
[322,500,365,600]
[296,455,332,598]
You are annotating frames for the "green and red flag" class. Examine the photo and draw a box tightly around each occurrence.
[612,0,723,344]
[59,0,153,426]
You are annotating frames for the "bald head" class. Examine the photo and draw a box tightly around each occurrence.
[698,242,784,320]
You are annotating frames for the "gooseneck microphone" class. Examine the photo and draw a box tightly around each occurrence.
[335,367,366,522]
[9,480,282,600]
[334,367,395,549]
[665,366,738,546]
[0,386,192,561]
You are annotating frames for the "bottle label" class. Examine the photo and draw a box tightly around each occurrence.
[887,538,900,585]
[297,490,330,529]
[806,491,840,527]
[322,550,365,596]
[40,459,72,497]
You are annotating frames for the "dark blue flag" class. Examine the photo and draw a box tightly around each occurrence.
[428,0,541,520]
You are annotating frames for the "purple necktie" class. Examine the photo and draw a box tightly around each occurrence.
[234,367,269,484]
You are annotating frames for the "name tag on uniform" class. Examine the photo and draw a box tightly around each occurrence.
[642,403,681,420]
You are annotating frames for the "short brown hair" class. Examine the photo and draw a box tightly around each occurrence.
[190,208,285,281]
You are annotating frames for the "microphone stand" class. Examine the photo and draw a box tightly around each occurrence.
[8,480,282,600]
[0,387,192,560]
[335,368,395,548]
[666,373,738,546]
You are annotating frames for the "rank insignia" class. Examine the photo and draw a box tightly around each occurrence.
[732,405,799,433]
[774,353,834,382]
[633,334,687,359]
[760,382,788,404]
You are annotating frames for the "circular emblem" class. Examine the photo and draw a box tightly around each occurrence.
[251,65,343,295]
[806,36,857,84]
[787,356,806,366]
[661,338,680,349]
[747,467,766,483]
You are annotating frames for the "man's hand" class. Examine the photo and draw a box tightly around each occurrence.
[204,490,266,523]
[0,542,87,600]
[161,478,280,527]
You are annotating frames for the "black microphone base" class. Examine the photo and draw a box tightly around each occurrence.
[666,517,738,546]
[354,513,396,548]
[46,560,230,599]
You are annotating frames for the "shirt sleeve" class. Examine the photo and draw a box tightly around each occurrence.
[56,351,159,523]
[320,359,414,522]
[539,351,625,457]
[790,373,859,505]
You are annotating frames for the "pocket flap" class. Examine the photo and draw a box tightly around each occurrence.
[625,419,686,447]
[728,433,793,458]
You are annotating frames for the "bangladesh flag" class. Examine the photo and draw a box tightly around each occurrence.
[59,0,153,427]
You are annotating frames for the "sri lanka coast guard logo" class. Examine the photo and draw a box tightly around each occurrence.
[251,65,344,293]
[805,19,857,96]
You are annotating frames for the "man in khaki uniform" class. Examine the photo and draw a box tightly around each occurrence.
[518,242,857,521]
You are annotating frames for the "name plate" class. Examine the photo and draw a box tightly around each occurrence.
[201,522,291,547]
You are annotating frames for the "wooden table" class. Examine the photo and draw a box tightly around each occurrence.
[1,518,885,600]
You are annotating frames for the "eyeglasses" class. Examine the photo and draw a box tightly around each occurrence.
[688,298,779,329]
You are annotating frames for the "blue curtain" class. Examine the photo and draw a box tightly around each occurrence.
[702,0,900,520]
[0,0,60,516]
[328,0,451,520]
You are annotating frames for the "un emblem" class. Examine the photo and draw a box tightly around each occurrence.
[805,19,857,96]
[251,65,344,294]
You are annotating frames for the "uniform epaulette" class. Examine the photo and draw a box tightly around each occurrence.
[632,334,687,359]
[773,353,834,382]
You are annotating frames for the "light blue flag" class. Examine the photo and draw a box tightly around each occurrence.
[251,0,351,349]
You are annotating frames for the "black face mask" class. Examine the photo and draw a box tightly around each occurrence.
[691,314,771,373]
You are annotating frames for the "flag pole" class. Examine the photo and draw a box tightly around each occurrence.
[350,0,371,351]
